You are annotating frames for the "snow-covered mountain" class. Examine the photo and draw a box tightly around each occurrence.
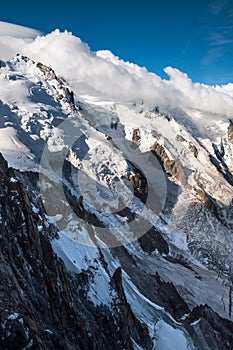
[0,22,233,350]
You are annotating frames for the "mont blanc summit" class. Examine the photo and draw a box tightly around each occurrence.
[0,22,233,350]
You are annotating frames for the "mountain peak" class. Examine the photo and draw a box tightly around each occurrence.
[0,28,233,350]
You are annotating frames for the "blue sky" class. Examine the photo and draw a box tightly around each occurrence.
[1,0,233,85]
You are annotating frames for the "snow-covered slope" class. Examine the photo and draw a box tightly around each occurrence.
[0,22,233,350]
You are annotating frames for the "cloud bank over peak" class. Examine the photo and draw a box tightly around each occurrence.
[0,21,41,38]
[0,22,233,118]
[0,21,41,61]
[164,67,233,116]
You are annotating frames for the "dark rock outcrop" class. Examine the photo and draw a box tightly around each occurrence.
[138,226,169,254]
[210,141,233,187]
[185,304,233,350]
[153,272,190,320]
[110,267,152,350]
[0,153,151,350]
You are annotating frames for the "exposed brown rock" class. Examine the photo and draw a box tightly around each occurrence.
[37,62,57,81]
[189,142,198,158]
[132,128,141,144]
[129,171,148,203]
[150,141,187,186]
[194,188,218,215]
[227,119,233,144]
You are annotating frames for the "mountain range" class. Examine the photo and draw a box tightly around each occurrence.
[0,21,233,350]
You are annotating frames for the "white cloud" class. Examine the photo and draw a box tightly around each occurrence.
[164,67,233,116]
[0,21,41,38]
[0,21,41,60]
[0,22,233,118]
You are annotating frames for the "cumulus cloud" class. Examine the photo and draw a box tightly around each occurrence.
[0,21,40,38]
[164,67,233,116]
[0,21,41,60]
[1,22,233,118]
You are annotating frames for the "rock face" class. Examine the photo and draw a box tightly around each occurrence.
[36,61,77,111]
[184,304,233,350]
[132,128,141,144]
[228,119,233,145]
[153,272,190,320]
[0,153,151,350]
[138,226,169,254]
[150,141,187,186]
[189,142,198,158]
[111,244,233,349]
[110,267,152,349]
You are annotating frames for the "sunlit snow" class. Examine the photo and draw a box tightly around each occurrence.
[0,21,233,117]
